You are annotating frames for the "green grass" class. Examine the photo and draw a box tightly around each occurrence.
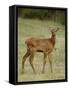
[18,18,65,82]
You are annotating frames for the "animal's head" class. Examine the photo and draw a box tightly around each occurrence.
[49,27,59,37]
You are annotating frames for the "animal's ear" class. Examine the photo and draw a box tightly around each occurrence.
[48,27,53,32]
[55,27,59,32]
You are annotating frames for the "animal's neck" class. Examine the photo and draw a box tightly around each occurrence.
[50,35,56,47]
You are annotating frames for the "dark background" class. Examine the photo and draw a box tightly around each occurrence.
[18,8,65,25]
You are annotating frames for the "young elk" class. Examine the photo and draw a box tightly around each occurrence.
[22,27,59,74]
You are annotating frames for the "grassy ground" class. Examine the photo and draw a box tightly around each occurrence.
[18,18,65,82]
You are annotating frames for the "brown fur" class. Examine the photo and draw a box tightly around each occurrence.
[22,27,59,74]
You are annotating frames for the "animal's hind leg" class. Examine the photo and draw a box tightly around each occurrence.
[29,53,36,74]
[42,53,47,73]
[22,50,30,73]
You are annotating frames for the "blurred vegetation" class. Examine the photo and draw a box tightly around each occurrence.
[18,18,65,82]
[18,8,65,25]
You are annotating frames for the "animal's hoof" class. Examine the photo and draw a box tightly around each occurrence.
[42,71,45,74]
[33,71,36,74]
[50,69,53,73]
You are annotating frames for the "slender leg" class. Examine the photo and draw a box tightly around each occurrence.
[22,51,30,73]
[42,53,47,73]
[48,54,53,73]
[29,53,36,74]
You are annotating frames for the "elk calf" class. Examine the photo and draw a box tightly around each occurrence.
[22,27,59,74]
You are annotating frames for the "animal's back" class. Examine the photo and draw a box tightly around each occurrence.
[25,38,54,53]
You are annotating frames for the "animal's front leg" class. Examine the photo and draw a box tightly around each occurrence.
[42,53,47,73]
[48,53,53,73]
